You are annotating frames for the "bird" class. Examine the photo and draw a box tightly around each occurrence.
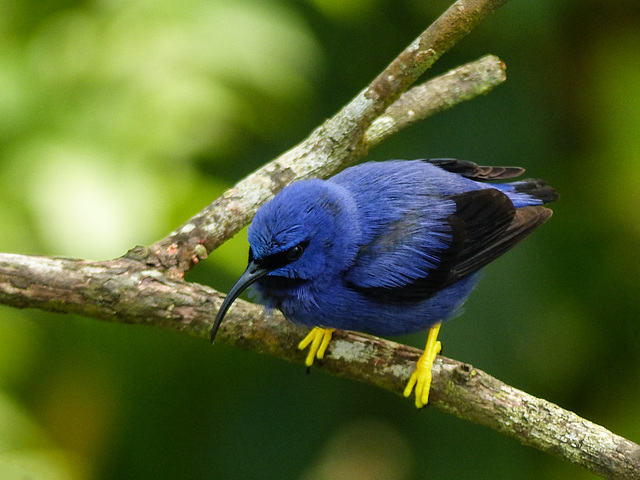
[210,158,558,408]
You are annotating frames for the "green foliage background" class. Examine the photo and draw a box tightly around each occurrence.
[1,0,639,478]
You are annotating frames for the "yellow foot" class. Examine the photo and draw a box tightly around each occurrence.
[404,323,442,408]
[298,327,335,367]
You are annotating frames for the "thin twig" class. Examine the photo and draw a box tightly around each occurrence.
[364,55,506,148]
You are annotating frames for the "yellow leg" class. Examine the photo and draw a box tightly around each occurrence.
[404,323,442,408]
[298,327,335,367]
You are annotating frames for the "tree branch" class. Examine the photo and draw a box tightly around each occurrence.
[2,0,639,478]
[1,252,639,479]
[145,0,512,277]
[364,55,506,149]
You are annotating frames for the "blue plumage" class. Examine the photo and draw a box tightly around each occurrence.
[210,158,557,405]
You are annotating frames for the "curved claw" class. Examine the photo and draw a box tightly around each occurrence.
[404,323,442,408]
[298,327,335,367]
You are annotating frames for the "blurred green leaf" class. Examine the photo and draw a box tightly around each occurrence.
[0,449,90,480]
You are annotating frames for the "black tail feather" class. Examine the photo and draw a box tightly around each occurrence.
[512,178,559,204]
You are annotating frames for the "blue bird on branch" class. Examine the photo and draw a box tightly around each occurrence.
[211,159,558,407]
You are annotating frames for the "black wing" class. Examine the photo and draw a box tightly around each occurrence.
[348,188,552,303]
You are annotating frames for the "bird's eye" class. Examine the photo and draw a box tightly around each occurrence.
[286,244,305,261]
[253,240,309,270]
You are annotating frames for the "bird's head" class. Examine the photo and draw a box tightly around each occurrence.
[210,179,360,342]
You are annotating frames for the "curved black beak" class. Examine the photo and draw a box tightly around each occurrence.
[210,260,271,344]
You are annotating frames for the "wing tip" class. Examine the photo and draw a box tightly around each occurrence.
[513,179,559,204]
[423,158,526,181]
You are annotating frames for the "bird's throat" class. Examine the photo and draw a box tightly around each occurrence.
[259,275,307,290]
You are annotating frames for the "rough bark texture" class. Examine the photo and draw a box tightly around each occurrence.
[1,253,639,479]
